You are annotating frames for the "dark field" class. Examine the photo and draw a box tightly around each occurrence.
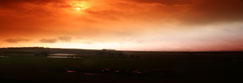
[0,48,243,83]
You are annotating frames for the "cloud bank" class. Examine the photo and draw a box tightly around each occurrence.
[0,0,243,51]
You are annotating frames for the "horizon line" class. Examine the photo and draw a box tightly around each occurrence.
[1,47,243,52]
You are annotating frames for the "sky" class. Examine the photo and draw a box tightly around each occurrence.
[0,0,243,51]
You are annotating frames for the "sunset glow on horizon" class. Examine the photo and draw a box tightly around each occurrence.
[0,0,243,51]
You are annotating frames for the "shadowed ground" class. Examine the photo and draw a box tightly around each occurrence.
[0,48,243,83]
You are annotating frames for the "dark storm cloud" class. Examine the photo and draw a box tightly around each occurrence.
[5,39,30,43]
[40,39,58,43]
[132,0,243,25]
[186,0,243,24]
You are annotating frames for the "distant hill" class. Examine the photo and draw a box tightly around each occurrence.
[0,47,243,57]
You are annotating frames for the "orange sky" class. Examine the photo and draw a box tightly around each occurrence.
[0,0,243,51]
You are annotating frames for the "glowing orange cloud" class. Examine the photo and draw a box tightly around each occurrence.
[0,0,243,51]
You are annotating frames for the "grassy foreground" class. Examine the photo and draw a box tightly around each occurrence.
[0,48,243,83]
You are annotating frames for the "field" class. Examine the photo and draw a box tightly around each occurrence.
[0,48,243,83]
